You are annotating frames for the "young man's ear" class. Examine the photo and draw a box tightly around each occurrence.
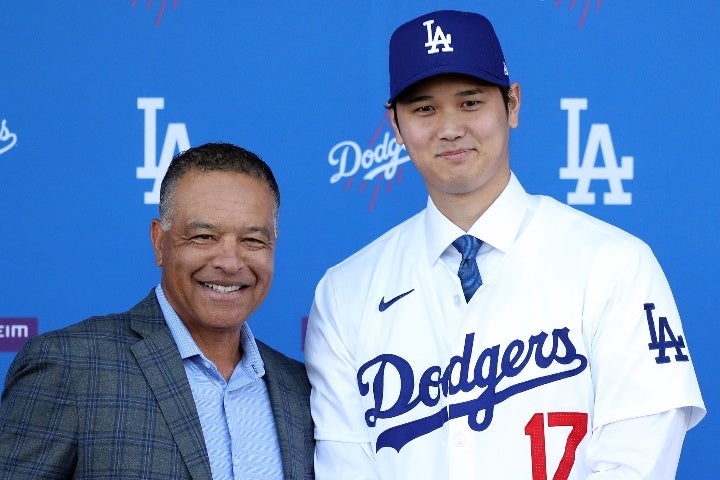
[388,104,405,145]
[508,82,521,128]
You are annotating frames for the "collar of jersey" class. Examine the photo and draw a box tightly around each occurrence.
[425,172,530,264]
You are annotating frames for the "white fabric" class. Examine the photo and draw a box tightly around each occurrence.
[586,408,689,479]
[305,174,705,479]
[313,408,689,479]
[314,441,379,479]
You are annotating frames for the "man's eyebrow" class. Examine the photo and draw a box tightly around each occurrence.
[399,93,434,104]
[456,87,485,97]
[399,87,487,104]
[186,222,275,238]
[246,225,276,240]
[184,220,217,231]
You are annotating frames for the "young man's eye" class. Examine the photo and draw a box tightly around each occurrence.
[414,105,434,114]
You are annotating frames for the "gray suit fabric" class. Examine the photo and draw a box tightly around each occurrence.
[0,291,314,479]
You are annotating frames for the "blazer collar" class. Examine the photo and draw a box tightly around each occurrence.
[129,291,213,480]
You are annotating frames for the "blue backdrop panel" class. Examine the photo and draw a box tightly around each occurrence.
[1,1,717,476]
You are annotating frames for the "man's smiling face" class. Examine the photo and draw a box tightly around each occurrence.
[151,169,277,338]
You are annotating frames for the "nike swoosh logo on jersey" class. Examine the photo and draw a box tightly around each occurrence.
[378,289,415,312]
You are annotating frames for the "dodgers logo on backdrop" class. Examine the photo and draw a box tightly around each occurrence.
[136,98,191,205]
[0,318,37,352]
[0,119,18,156]
[357,328,588,452]
[559,98,633,205]
[328,112,411,211]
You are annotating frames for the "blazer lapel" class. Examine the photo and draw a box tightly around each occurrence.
[129,293,213,480]
[258,341,314,479]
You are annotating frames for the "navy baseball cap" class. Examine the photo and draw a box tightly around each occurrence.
[388,10,509,103]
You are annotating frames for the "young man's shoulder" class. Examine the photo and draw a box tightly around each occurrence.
[535,195,648,248]
[327,210,426,275]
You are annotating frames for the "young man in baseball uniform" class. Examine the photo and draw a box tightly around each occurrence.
[305,10,705,479]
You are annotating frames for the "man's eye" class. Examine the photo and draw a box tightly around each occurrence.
[463,100,481,108]
[414,105,434,114]
[244,237,268,246]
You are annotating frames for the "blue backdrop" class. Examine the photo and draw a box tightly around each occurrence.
[1,1,717,476]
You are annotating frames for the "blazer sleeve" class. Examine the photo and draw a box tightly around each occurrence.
[0,333,78,478]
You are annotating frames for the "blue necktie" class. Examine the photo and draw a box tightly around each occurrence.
[452,235,483,302]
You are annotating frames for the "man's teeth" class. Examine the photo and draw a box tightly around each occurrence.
[203,283,242,293]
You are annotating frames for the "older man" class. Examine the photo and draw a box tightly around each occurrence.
[0,143,314,479]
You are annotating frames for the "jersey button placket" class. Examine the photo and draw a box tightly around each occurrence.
[453,294,463,306]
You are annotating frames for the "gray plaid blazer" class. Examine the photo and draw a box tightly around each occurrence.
[0,291,314,479]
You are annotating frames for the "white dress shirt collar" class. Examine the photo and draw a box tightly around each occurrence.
[425,172,531,264]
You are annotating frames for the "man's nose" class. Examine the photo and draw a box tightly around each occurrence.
[211,238,244,273]
[437,111,465,141]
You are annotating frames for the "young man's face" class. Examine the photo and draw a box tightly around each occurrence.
[150,170,277,340]
[391,74,520,204]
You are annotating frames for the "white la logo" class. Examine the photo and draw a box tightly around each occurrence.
[136,98,191,205]
[423,19,453,54]
[559,98,633,205]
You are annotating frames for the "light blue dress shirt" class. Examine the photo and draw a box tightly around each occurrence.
[155,285,283,479]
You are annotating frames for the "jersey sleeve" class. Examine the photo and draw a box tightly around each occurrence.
[585,239,705,429]
[586,408,688,479]
[305,270,372,444]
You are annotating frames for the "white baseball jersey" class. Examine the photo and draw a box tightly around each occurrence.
[305,175,705,479]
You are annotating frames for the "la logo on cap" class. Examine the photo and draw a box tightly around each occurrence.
[423,19,453,54]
